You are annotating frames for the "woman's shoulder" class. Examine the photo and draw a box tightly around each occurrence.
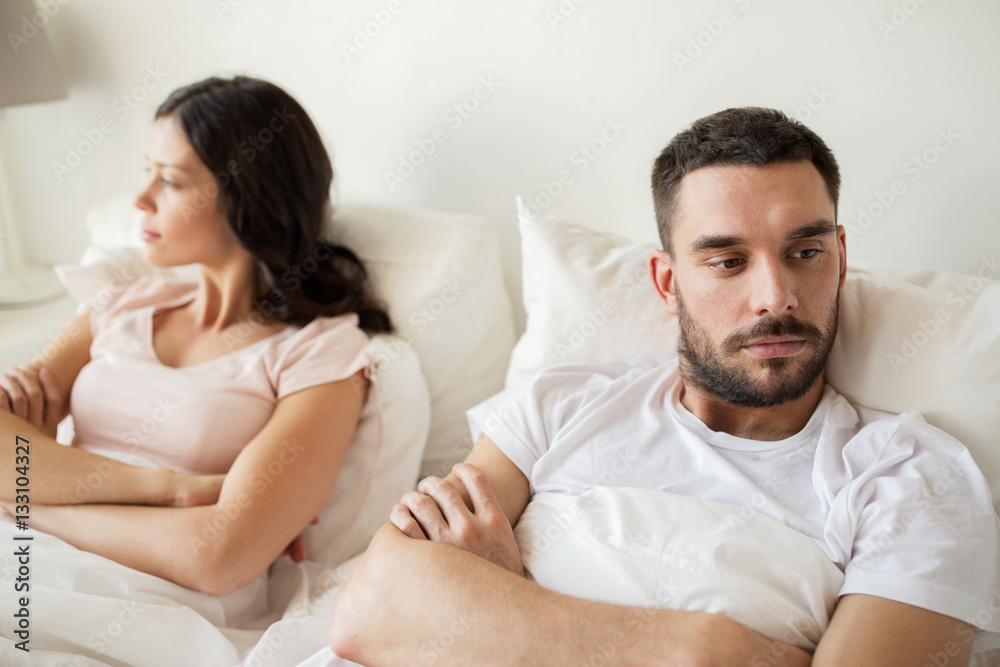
[91,273,196,328]
[265,313,372,400]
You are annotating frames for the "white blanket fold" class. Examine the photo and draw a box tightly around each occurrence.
[514,487,845,652]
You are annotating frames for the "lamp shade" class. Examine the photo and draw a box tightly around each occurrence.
[0,0,67,108]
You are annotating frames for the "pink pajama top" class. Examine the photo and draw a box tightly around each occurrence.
[69,274,370,475]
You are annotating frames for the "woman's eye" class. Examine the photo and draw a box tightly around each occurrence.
[159,177,177,187]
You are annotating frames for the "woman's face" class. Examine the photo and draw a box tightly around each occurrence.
[135,114,241,268]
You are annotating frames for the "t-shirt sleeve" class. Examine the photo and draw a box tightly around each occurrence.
[466,363,633,482]
[838,412,1000,639]
[89,273,194,336]
[269,314,371,400]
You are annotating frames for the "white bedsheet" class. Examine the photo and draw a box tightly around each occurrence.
[0,511,362,666]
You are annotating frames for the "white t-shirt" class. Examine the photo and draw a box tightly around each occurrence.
[467,358,1000,644]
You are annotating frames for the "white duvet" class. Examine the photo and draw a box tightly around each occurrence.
[0,486,849,664]
[515,487,845,652]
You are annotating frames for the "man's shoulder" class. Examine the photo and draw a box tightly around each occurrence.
[830,390,969,462]
[524,358,679,397]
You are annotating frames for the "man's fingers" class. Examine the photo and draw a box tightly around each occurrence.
[417,476,471,526]
[399,491,450,541]
[451,463,503,516]
[389,504,429,540]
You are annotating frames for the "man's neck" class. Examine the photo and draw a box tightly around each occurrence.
[677,375,826,441]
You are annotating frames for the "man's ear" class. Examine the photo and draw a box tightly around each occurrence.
[836,223,847,292]
[649,249,678,315]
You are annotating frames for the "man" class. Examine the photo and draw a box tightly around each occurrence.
[329,108,999,666]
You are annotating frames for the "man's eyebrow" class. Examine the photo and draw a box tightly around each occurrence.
[688,220,837,254]
[787,220,837,241]
[688,234,747,254]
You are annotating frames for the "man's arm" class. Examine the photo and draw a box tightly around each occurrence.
[330,522,810,667]
[330,434,811,666]
[813,594,974,667]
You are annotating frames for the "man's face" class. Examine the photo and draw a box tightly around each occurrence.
[652,160,846,408]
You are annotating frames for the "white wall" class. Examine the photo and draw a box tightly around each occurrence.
[3,0,998,331]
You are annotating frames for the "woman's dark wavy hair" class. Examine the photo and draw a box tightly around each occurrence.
[154,75,392,333]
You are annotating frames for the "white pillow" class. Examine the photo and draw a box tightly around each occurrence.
[516,487,845,652]
[59,194,518,481]
[508,199,1000,514]
[328,204,516,479]
[305,334,430,567]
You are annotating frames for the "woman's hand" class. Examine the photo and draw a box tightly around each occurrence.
[0,365,62,438]
[280,516,319,563]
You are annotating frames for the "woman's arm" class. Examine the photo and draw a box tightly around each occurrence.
[1,310,92,433]
[0,311,209,505]
[0,409,205,505]
[10,370,367,596]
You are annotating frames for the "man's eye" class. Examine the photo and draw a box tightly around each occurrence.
[710,258,743,270]
[792,249,821,259]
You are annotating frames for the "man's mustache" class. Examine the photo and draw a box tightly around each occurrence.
[722,316,824,354]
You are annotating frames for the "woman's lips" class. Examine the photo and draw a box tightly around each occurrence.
[742,338,806,358]
[141,229,161,242]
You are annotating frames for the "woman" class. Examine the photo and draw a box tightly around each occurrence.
[0,75,391,596]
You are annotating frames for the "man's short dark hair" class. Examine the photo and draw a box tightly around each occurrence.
[651,107,840,255]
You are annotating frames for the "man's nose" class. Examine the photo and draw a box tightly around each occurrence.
[750,258,797,316]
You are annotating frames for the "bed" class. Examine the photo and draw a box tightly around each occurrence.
[1,194,998,665]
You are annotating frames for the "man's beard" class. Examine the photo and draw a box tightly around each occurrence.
[675,286,840,408]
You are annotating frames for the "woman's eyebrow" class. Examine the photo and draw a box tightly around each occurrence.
[144,155,194,172]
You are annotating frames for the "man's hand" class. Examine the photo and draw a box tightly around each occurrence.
[390,463,525,576]
[0,366,62,438]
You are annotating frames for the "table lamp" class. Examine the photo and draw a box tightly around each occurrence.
[0,0,68,307]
